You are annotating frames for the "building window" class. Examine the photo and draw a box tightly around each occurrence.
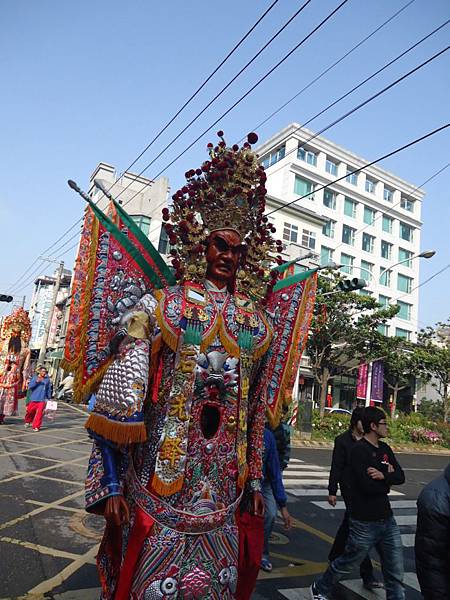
[397,301,412,321]
[158,226,169,254]
[346,168,358,185]
[294,175,314,199]
[322,219,335,238]
[283,222,298,243]
[340,253,354,275]
[297,146,317,166]
[261,144,286,169]
[342,225,356,246]
[380,268,391,287]
[359,289,372,296]
[131,215,151,236]
[382,214,393,233]
[320,246,333,266]
[344,197,357,218]
[326,158,338,176]
[378,323,389,336]
[379,294,390,307]
[302,229,316,250]
[360,260,373,281]
[362,233,375,253]
[384,186,394,202]
[365,178,376,194]
[397,274,413,294]
[401,197,414,212]
[323,189,336,209]
[381,240,392,260]
[399,247,413,267]
[363,206,375,225]
[399,222,413,242]
[395,327,411,341]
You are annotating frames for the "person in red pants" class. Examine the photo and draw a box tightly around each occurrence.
[24,367,52,431]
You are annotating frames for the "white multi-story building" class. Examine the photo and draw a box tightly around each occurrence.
[258,123,425,342]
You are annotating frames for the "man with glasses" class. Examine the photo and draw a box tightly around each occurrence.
[311,407,405,600]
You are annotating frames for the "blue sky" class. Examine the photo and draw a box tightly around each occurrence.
[0,0,449,328]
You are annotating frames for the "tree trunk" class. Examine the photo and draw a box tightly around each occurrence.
[319,368,330,418]
[390,386,399,418]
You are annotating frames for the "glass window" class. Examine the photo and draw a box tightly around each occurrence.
[342,224,355,246]
[384,187,394,202]
[340,253,354,275]
[283,222,298,243]
[381,240,392,260]
[378,323,389,336]
[363,206,375,225]
[326,159,338,176]
[158,226,169,254]
[396,328,411,341]
[365,178,376,194]
[346,168,358,185]
[399,222,413,242]
[401,197,414,212]
[322,220,335,238]
[397,301,411,321]
[359,289,372,296]
[399,247,413,267]
[131,214,151,236]
[298,147,317,166]
[360,260,373,281]
[382,214,393,233]
[379,294,390,307]
[344,197,357,218]
[294,176,314,199]
[320,246,333,266]
[362,233,374,253]
[380,268,391,287]
[302,229,316,250]
[323,189,336,209]
[397,274,413,294]
[261,144,286,169]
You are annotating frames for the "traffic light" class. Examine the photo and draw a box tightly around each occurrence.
[338,278,367,292]
[0,294,13,303]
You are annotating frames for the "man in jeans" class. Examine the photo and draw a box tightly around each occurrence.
[311,407,405,600]
[24,367,53,431]
[327,407,382,590]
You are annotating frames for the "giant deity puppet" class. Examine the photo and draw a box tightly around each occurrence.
[0,307,32,423]
[64,132,318,599]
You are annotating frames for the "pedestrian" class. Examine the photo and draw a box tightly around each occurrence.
[272,406,291,471]
[414,462,450,599]
[260,424,292,572]
[327,406,382,590]
[24,367,53,431]
[310,406,405,600]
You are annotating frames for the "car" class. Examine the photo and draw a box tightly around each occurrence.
[324,407,352,415]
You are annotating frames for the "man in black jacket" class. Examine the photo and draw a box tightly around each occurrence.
[311,407,405,600]
[415,463,450,599]
[327,407,381,590]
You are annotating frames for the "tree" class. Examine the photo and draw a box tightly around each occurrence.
[415,318,450,422]
[307,271,398,416]
[373,335,416,417]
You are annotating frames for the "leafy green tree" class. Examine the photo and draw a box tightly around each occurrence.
[307,271,398,416]
[415,318,450,422]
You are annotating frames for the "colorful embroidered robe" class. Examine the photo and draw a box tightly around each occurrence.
[85,281,273,599]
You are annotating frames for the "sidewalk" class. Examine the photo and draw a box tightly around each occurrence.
[0,401,102,599]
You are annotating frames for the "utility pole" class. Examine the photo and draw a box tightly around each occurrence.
[38,261,64,364]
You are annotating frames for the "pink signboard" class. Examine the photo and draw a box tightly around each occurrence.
[356,363,369,399]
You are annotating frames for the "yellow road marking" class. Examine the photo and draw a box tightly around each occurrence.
[0,536,81,561]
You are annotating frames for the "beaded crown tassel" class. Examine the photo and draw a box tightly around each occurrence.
[162,131,284,305]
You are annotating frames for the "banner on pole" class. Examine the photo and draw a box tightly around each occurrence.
[370,360,384,403]
[356,363,369,399]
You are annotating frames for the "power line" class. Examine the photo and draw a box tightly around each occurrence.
[266,122,450,216]
[119,0,351,211]
[397,263,450,302]
[111,0,315,206]
[244,0,417,139]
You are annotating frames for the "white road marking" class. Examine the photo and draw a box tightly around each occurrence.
[312,499,416,510]
[401,533,415,547]
[283,478,330,486]
[394,514,417,526]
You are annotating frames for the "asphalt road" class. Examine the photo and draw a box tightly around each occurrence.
[0,404,448,599]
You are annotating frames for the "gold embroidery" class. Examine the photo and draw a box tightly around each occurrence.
[168,394,188,421]
[159,437,186,468]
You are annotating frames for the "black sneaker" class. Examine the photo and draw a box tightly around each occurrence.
[310,581,329,600]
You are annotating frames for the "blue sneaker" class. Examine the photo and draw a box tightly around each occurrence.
[310,581,329,600]
[260,558,273,572]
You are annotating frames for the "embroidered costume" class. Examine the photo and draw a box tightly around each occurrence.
[66,132,317,599]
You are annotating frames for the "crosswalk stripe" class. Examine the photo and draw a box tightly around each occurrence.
[283,471,330,478]
[289,458,304,463]
[394,514,416,526]
[283,478,330,486]
[286,489,331,497]
[284,465,328,471]
[311,499,416,511]
[401,533,415,546]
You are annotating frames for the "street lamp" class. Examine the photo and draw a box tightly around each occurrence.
[379,249,436,283]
